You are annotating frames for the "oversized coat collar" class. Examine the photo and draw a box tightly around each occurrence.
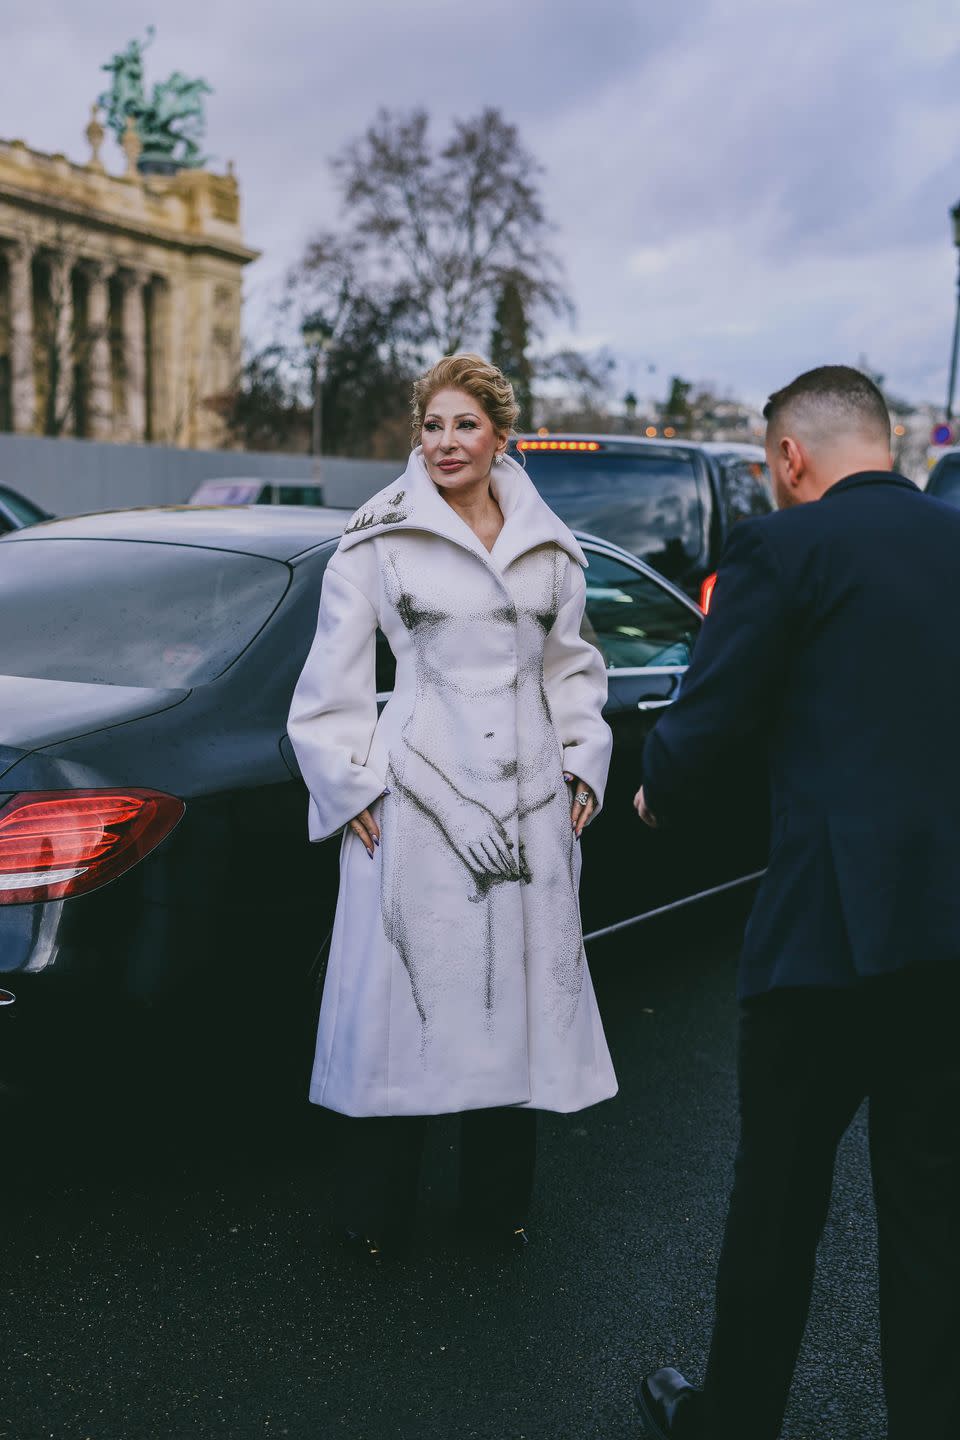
[339,448,588,572]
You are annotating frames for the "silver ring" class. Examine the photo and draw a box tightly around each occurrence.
[576,790,591,805]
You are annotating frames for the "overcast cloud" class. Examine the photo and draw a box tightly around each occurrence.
[3,0,959,410]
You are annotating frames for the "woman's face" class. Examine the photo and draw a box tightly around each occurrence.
[420,387,505,494]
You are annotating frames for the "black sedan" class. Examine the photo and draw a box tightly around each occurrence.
[0,506,763,1106]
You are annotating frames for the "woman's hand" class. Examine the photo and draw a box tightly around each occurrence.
[349,806,381,858]
[564,773,596,840]
[445,798,519,879]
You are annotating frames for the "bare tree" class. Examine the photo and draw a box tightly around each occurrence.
[297,107,570,354]
[263,107,575,454]
[534,347,617,430]
[218,343,310,453]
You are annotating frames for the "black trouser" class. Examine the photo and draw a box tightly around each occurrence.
[702,966,960,1440]
[333,1106,537,1241]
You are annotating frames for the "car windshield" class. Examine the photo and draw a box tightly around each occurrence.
[515,449,702,579]
[0,538,288,687]
[930,459,960,507]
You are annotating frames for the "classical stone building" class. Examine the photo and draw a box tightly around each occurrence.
[0,113,258,448]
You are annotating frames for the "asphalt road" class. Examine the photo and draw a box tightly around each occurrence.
[3,895,886,1440]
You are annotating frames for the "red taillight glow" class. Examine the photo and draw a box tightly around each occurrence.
[517,440,602,452]
[0,789,185,905]
[699,572,718,613]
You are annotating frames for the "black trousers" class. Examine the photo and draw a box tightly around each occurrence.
[702,966,960,1440]
[333,1105,537,1241]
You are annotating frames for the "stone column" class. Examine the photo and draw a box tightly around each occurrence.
[48,252,74,435]
[7,240,36,434]
[147,275,171,444]
[84,260,114,439]
[119,267,148,443]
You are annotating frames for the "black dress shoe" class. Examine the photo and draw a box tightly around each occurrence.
[343,1228,385,1266]
[458,1208,531,1252]
[637,1368,702,1439]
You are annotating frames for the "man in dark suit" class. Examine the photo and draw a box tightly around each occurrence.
[633,366,960,1440]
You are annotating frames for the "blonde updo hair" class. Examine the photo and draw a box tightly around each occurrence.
[411,353,520,447]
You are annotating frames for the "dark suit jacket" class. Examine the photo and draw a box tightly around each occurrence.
[642,471,960,997]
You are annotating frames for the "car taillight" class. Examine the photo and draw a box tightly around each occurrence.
[699,572,718,613]
[0,789,185,905]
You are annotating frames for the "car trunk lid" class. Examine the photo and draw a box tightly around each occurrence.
[0,675,188,782]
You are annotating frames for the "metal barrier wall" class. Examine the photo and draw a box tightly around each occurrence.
[0,432,403,517]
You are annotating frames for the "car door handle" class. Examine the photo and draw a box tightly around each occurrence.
[637,698,674,711]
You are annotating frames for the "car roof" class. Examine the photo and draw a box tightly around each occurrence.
[513,432,765,459]
[2,504,355,560]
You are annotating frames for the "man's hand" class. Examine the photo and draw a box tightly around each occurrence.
[633,786,658,829]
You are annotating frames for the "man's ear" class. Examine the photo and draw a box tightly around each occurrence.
[781,435,805,489]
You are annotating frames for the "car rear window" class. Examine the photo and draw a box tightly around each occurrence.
[929,457,960,506]
[515,449,702,580]
[0,538,288,687]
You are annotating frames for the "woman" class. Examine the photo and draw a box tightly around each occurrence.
[288,353,617,1259]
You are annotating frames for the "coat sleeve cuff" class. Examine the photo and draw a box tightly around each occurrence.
[306,769,387,843]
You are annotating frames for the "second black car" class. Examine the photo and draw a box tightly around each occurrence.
[510,434,772,609]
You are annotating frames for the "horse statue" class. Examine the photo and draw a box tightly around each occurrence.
[98,28,213,172]
[148,71,212,167]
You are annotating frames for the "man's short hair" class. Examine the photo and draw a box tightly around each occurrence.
[763,366,890,448]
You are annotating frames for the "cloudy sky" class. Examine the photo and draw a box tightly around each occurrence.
[4,0,959,411]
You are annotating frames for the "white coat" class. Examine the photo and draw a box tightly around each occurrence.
[287,448,618,1116]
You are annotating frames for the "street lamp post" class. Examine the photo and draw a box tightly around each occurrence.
[301,312,334,488]
[946,203,960,422]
